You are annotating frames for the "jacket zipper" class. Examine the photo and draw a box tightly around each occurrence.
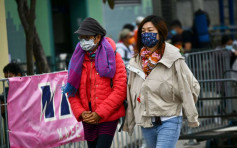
[89,62,93,111]
[172,64,175,101]
[94,70,97,110]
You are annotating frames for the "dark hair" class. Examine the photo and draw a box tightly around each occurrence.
[3,63,22,76]
[123,24,135,32]
[135,15,168,54]
[221,35,233,45]
[171,34,182,44]
[170,20,182,28]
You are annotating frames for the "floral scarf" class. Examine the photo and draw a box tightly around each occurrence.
[140,44,165,77]
[87,49,97,61]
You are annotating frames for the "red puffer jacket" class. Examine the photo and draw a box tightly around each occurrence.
[68,38,127,123]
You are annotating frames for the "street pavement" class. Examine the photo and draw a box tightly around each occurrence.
[176,140,206,148]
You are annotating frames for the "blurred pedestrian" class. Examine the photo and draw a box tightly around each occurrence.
[134,16,144,43]
[116,29,135,67]
[192,9,212,49]
[170,20,193,53]
[222,35,237,67]
[1,62,23,144]
[1,63,23,118]
[123,15,200,148]
[122,23,135,32]
[65,17,127,148]
[214,35,237,121]
[3,62,22,78]
[216,35,237,67]
[170,34,184,54]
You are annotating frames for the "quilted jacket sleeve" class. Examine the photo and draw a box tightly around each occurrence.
[175,59,200,127]
[68,92,86,122]
[95,53,127,120]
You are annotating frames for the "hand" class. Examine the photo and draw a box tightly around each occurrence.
[81,111,91,120]
[234,50,237,56]
[83,112,101,124]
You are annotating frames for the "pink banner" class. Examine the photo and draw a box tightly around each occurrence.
[7,71,84,148]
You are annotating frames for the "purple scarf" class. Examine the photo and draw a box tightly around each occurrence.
[64,37,116,97]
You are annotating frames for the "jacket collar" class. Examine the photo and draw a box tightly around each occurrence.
[129,42,184,69]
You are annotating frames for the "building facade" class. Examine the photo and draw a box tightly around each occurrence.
[0,0,236,74]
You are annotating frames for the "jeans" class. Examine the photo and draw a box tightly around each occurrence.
[141,116,182,148]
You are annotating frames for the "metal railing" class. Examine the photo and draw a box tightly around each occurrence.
[1,49,237,147]
[0,79,10,148]
[180,49,237,139]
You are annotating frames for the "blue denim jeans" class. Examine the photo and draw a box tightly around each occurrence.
[141,116,182,148]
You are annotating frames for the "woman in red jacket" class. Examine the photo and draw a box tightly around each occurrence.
[64,17,127,148]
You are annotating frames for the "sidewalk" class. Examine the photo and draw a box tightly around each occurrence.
[176,140,206,148]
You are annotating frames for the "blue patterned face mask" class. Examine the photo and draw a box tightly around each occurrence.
[141,32,159,48]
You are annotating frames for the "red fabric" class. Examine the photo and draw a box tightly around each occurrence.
[134,29,138,43]
[69,37,127,123]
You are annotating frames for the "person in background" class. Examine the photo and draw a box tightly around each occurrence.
[65,17,127,148]
[170,20,194,53]
[214,35,237,122]
[1,63,22,144]
[116,29,135,67]
[122,23,135,32]
[192,9,211,49]
[222,35,235,51]
[216,35,237,67]
[1,63,23,118]
[134,16,144,43]
[3,63,22,78]
[123,15,200,148]
[171,34,184,54]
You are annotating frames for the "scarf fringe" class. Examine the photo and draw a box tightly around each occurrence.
[63,83,77,97]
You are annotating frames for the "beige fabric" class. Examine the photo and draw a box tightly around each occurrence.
[123,42,200,136]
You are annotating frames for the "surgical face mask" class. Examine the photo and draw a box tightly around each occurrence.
[79,38,97,51]
[171,29,177,35]
[225,45,233,51]
[141,32,159,48]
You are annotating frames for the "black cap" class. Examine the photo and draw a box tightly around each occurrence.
[75,17,106,36]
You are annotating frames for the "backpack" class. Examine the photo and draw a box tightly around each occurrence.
[193,9,210,43]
